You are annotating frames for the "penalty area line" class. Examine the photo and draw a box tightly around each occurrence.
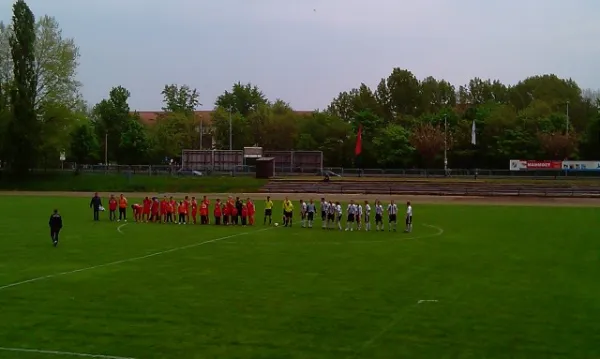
[0,227,275,292]
[0,346,136,359]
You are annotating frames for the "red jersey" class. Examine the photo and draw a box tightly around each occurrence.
[191,200,198,213]
[232,208,238,216]
[214,203,222,217]
[143,198,151,213]
[178,204,187,214]
[241,207,248,217]
[169,200,177,213]
[200,202,208,216]
[109,198,117,211]
[247,202,255,215]
[151,200,159,213]
[133,204,142,214]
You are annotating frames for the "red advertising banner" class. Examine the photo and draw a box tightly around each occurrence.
[525,160,562,169]
[510,160,563,171]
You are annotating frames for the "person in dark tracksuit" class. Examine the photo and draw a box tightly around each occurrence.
[90,192,102,221]
[49,209,63,247]
[235,197,243,225]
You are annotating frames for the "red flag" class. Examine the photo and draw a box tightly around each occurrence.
[355,125,362,156]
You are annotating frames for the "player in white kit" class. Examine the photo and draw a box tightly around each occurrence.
[363,200,371,231]
[405,201,413,232]
[356,203,363,230]
[327,201,335,229]
[345,200,357,231]
[320,198,328,228]
[300,200,308,227]
[375,200,384,231]
[335,201,343,230]
[387,200,398,232]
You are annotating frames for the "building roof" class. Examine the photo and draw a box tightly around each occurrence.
[135,110,314,126]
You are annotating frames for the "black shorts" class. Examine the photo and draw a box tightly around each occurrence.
[375,214,382,223]
[389,214,397,222]
[265,209,272,216]
[337,215,342,222]
[321,211,326,220]
[356,214,362,222]
[347,214,355,222]
[308,212,314,221]
[301,212,306,219]
[284,211,292,218]
[406,215,412,225]
[327,213,334,221]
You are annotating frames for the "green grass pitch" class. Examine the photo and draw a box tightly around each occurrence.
[1,195,599,359]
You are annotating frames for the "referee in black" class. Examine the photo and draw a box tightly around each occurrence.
[49,209,63,247]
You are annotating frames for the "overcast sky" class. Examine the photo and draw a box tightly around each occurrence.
[1,0,599,111]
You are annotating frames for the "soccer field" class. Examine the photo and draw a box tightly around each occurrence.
[1,195,599,359]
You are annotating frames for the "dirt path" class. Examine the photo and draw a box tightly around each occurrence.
[1,191,599,207]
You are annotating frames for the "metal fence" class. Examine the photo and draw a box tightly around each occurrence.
[40,164,600,179]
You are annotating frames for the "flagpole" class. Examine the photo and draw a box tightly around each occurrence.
[443,115,448,176]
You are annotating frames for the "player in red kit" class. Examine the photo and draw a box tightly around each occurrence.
[150,198,160,222]
[200,200,209,224]
[247,198,255,225]
[190,197,198,224]
[131,204,143,222]
[184,196,190,223]
[202,196,211,223]
[142,197,151,222]
[241,204,248,226]
[214,199,222,225]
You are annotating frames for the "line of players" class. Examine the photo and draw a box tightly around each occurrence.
[126,195,257,225]
[278,198,413,233]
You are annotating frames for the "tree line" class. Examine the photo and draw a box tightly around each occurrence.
[1,1,600,177]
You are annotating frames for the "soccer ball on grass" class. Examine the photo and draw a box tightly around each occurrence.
[274,223,279,227]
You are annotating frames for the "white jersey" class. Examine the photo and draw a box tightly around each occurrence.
[375,204,384,215]
[347,204,356,214]
[406,205,412,217]
[358,205,363,216]
[328,203,335,214]
[388,204,398,215]
[321,201,327,212]
[301,202,307,212]
[336,204,342,215]
[365,204,371,216]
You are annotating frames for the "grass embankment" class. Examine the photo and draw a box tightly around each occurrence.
[0,173,267,193]
[276,176,600,186]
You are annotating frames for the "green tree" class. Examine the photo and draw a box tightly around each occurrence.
[161,84,200,115]
[210,107,251,150]
[410,122,448,167]
[38,102,81,168]
[7,0,38,176]
[150,112,196,159]
[92,86,133,163]
[1,16,81,112]
[215,82,268,116]
[69,122,99,171]
[119,114,150,164]
[372,124,414,167]
[381,68,422,117]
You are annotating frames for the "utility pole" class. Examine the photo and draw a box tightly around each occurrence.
[443,115,448,176]
[104,131,108,166]
[199,120,203,149]
[229,109,232,151]
[566,101,570,135]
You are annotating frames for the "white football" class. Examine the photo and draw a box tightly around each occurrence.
[274,223,279,227]
[99,206,105,211]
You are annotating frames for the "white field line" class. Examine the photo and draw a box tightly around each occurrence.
[116,223,128,234]
[224,224,444,245]
[0,346,136,359]
[417,299,439,304]
[0,227,274,292]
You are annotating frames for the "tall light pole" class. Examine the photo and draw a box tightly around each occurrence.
[104,131,108,166]
[443,115,448,175]
[229,109,232,151]
[566,100,570,136]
